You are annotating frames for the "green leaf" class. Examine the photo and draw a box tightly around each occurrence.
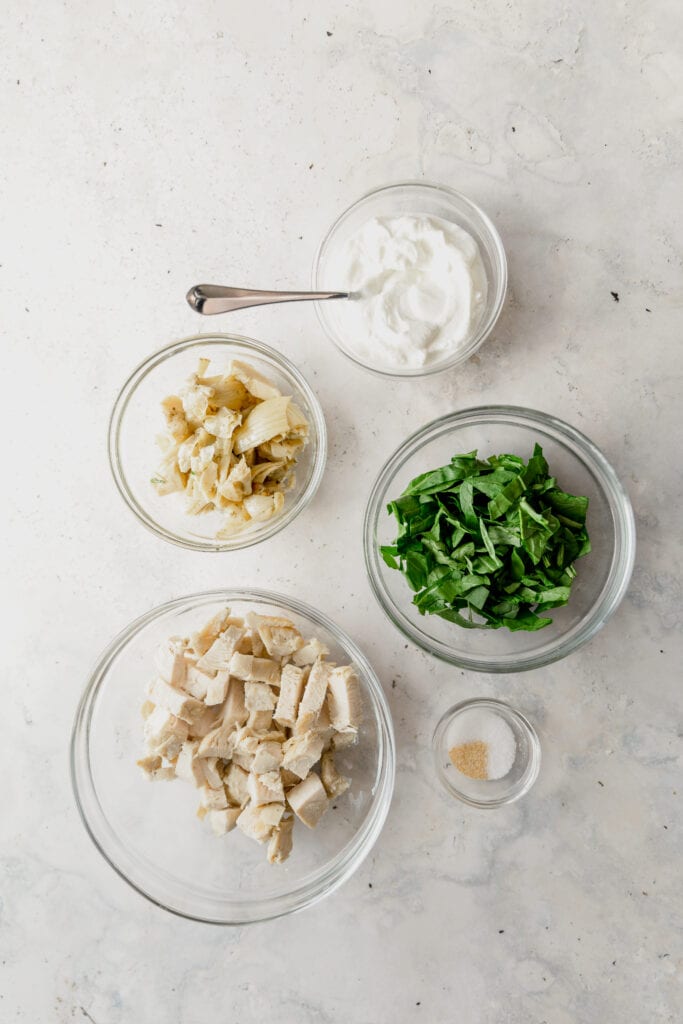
[380,442,590,633]
[546,489,589,525]
[404,549,430,591]
[459,479,477,529]
[487,473,527,519]
[405,463,474,495]
[510,548,526,580]
[479,518,497,560]
[380,546,399,570]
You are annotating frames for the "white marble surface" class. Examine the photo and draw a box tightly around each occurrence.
[2,1,682,1021]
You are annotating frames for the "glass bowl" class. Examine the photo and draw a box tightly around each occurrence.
[70,590,395,925]
[109,334,327,551]
[312,181,507,378]
[364,406,636,672]
[433,699,541,808]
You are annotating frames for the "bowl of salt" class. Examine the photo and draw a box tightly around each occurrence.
[432,698,541,807]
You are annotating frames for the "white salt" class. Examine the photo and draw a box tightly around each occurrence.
[448,708,517,780]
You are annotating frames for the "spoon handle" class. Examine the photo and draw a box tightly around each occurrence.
[186,284,348,315]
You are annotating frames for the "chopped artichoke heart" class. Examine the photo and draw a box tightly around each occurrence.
[152,359,309,539]
[243,492,285,522]
[287,402,309,430]
[229,359,283,400]
[250,459,288,484]
[233,397,292,455]
[204,406,241,438]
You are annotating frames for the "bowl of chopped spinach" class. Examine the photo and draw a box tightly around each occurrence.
[364,406,635,672]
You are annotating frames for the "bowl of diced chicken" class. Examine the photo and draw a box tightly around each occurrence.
[109,334,327,550]
[71,591,395,924]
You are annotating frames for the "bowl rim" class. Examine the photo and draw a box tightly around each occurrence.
[432,697,541,808]
[70,589,396,925]
[364,404,636,672]
[312,180,508,379]
[108,333,327,552]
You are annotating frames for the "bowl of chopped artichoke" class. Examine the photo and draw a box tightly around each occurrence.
[109,334,327,550]
[71,591,395,924]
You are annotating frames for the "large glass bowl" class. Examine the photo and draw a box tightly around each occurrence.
[312,181,507,378]
[364,406,636,672]
[109,334,326,551]
[70,591,395,924]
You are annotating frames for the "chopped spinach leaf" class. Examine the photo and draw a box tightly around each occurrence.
[380,444,591,632]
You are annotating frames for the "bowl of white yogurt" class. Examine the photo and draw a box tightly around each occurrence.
[313,182,507,377]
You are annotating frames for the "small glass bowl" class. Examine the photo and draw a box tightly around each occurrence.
[433,699,541,808]
[70,590,396,925]
[312,181,507,378]
[364,406,636,673]
[108,334,327,551]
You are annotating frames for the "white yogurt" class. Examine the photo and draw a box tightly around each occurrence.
[327,214,488,370]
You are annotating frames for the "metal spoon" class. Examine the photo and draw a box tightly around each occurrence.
[186,283,349,315]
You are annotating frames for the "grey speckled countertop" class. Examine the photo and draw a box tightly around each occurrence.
[2,1,681,1021]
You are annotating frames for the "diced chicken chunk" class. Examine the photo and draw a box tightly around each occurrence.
[244,681,276,712]
[137,754,165,779]
[274,664,307,729]
[175,741,206,787]
[205,670,230,706]
[144,706,189,759]
[327,665,362,733]
[184,665,212,700]
[231,728,261,771]
[247,708,274,732]
[280,768,302,789]
[236,803,285,843]
[229,651,254,680]
[251,658,281,687]
[293,637,330,666]
[296,657,331,733]
[314,697,335,747]
[281,730,325,780]
[267,815,294,864]
[222,678,248,730]
[192,705,224,739]
[190,608,232,656]
[331,730,358,751]
[155,637,187,688]
[148,677,205,727]
[196,626,243,673]
[255,618,301,659]
[201,757,224,790]
[249,630,266,657]
[197,724,235,759]
[209,807,241,836]
[224,763,250,806]
[321,751,350,798]
[287,773,328,829]
[199,784,228,810]
[248,770,285,806]
[246,612,296,631]
[224,615,245,630]
[251,740,284,774]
